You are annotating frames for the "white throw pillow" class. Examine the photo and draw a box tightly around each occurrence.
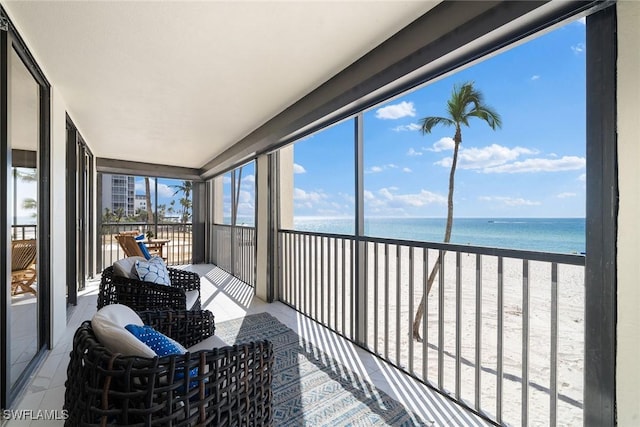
[112,256,147,279]
[135,256,171,286]
[91,304,156,358]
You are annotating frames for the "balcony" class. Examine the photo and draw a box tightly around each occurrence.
[14,264,493,426]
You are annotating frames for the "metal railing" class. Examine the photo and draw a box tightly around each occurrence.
[211,224,256,287]
[100,222,193,267]
[278,229,585,427]
[11,224,37,240]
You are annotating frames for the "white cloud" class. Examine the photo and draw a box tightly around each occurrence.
[375,101,416,120]
[427,137,455,152]
[556,192,577,199]
[578,173,586,182]
[242,174,255,183]
[392,123,422,132]
[374,187,446,207]
[571,43,585,54]
[366,164,398,174]
[293,163,306,174]
[223,176,231,184]
[134,178,174,198]
[479,196,541,207]
[436,144,537,170]
[294,187,327,203]
[403,167,412,173]
[407,148,422,157]
[238,190,252,203]
[481,156,585,174]
[531,75,540,81]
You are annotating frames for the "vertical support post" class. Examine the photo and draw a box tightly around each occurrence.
[354,113,366,345]
[191,181,206,264]
[255,154,273,302]
[585,7,617,426]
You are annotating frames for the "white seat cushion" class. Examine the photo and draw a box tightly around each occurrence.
[185,290,199,310]
[187,334,227,353]
[91,304,156,358]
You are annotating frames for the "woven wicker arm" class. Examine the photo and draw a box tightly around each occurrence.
[98,266,201,312]
[138,309,216,348]
[167,268,201,292]
[64,319,273,427]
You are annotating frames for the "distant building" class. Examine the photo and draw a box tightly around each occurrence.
[102,174,135,216]
[134,194,147,212]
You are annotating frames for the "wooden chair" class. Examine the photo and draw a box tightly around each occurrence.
[11,239,37,296]
[115,232,166,260]
[115,232,146,258]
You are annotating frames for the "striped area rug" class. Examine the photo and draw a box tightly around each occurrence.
[214,312,428,426]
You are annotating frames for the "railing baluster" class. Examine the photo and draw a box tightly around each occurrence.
[550,262,558,427]
[497,256,504,424]
[522,259,530,427]
[475,253,482,411]
[297,233,302,312]
[333,237,339,331]
[342,238,346,336]
[422,248,428,382]
[374,243,379,355]
[456,251,462,401]
[409,246,415,374]
[321,236,325,325]
[314,235,319,320]
[351,238,356,340]
[396,245,402,366]
[384,243,390,361]
[438,250,445,390]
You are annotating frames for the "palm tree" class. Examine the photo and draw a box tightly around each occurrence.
[170,181,193,224]
[412,81,501,340]
[144,177,154,224]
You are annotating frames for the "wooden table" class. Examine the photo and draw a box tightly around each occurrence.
[143,239,170,260]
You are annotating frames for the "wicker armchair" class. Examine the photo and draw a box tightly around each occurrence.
[64,309,274,426]
[98,265,202,311]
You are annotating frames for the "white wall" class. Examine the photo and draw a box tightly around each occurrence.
[616,1,640,424]
[49,87,68,347]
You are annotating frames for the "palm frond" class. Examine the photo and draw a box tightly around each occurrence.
[419,116,454,134]
[468,105,502,130]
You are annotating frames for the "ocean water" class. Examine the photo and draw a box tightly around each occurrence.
[293,217,586,254]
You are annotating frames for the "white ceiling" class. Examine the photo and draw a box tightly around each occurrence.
[3,1,438,170]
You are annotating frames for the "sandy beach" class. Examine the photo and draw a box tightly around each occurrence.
[279,237,585,426]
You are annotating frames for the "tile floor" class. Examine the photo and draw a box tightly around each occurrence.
[4,264,490,426]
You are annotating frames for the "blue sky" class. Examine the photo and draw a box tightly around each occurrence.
[134,177,191,215]
[292,18,586,219]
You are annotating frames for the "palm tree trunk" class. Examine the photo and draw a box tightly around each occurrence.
[232,167,243,225]
[144,177,154,224]
[412,128,461,340]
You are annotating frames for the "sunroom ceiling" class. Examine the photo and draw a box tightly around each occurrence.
[3,1,438,171]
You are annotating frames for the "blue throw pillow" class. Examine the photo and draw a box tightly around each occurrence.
[135,257,170,285]
[135,234,145,241]
[125,324,199,391]
[137,242,152,260]
[125,324,186,356]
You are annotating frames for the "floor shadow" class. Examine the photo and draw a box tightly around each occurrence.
[217,312,430,426]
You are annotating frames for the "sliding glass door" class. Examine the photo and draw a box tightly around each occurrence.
[1,14,50,407]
